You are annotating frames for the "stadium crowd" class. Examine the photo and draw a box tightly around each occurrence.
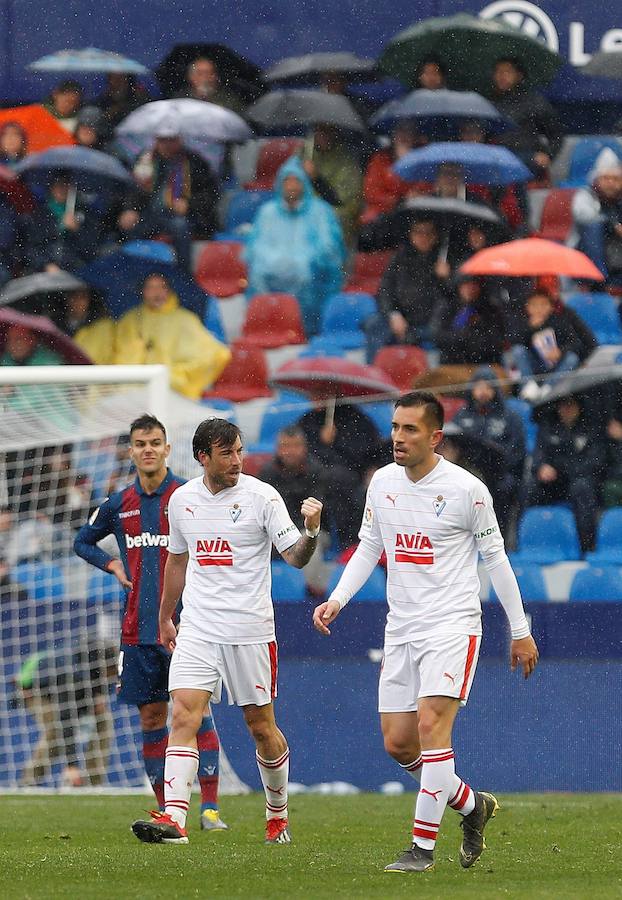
[2,31,622,785]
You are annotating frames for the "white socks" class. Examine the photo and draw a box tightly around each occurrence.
[256,747,289,820]
[163,745,199,827]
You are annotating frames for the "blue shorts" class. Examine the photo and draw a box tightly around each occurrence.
[117,644,171,707]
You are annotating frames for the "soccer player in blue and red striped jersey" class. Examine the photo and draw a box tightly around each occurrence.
[74,414,227,831]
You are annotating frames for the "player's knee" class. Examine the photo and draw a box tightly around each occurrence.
[383,731,416,762]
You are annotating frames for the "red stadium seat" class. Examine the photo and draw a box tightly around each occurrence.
[245,138,304,191]
[241,451,273,477]
[202,343,273,402]
[195,241,247,298]
[241,293,306,348]
[344,250,394,294]
[535,188,577,242]
[373,345,429,392]
[439,396,466,421]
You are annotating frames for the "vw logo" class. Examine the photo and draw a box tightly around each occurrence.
[479,0,559,52]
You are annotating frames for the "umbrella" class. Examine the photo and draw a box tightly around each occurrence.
[116,98,251,143]
[0,272,87,312]
[29,48,149,74]
[371,88,513,137]
[155,44,265,102]
[394,142,531,186]
[78,241,210,318]
[15,146,136,193]
[582,52,622,80]
[0,164,36,214]
[532,346,622,408]
[379,13,562,91]
[266,52,378,85]
[247,89,366,135]
[0,307,93,365]
[271,356,399,400]
[460,238,605,281]
[0,105,76,153]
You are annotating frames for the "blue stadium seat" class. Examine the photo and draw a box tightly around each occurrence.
[565,293,622,345]
[87,568,125,607]
[359,401,394,438]
[224,189,270,233]
[505,396,537,455]
[271,562,307,602]
[249,393,312,454]
[562,137,622,187]
[327,565,387,601]
[203,295,227,343]
[569,566,622,602]
[318,292,377,350]
[586,508,622,566]
[490,564,548,601]
[10,562,65,603]
[512,506,581,564]
[301,337,347,357]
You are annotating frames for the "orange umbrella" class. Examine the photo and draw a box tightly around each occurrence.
[0,104,76,153]
[460,238,604,281]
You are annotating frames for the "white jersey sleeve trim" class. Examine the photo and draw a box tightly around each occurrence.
[487,556,531,639]
[328,535,383,610]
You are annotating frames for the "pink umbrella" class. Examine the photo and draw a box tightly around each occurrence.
[271,355,399,425]
[0,307,93,365]
[460,237,605,281]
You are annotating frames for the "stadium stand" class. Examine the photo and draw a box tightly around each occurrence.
[373,346,429,392]
[195,241,248,297]
[512,506,582,564]
[561,136,622,187]
[248,393,312,453]
[240,293,306,348]
[202,343,272,402]
[343,250,394,294]
[244,138,304,191]
[317,291,377,350]
[586,508,622,565]
[569,566,622,602]
[327,564,387,601]
[535,188,577,242]
[271,561,307,602]
[489,563,548,602]
[564,293,622,345]
[224,189,271,234]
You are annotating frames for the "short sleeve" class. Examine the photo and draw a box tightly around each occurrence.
[167,493,188,554]
[357,481,384,552]
[262,489,301,553]
[468,482,505,562]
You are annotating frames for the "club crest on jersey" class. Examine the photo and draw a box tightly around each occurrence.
[196,537,234,566]
[433,495,446,517]
[395,532,434,565]
[229,503,242,523]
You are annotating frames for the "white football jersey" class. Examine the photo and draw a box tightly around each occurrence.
[167,474,301,644]
[360,457,504,643]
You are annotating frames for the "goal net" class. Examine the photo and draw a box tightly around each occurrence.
[0,365,248,794]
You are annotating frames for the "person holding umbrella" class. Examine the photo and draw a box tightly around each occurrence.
[95,73,150,129]
[487,58,562,184]
[362,123,428,222]
[174,56,247,116]
[133,119,220,267]
[430,273,506,367]
[43,80,84,134]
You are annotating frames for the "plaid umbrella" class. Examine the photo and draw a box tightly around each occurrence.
[29,48,149,74]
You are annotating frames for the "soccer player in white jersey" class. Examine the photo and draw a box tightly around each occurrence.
[313,391,539,873]
[132,418,322,846]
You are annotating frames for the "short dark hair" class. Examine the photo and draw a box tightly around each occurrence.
[395,391,444,430]
[494,57,526,77]
[142,272,170,290]
[55,79,83,94]
[278,424,306,441]
[526,289,554,304]
[192,418,241,461]
[129,414,167,439]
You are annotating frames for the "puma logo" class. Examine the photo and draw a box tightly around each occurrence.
[185,506,196,516]
[474,499,486,508]
[421,788,442,801]
[267,785,284,795]
[164,777,175,788]
[443,672,456,685]
[386,493,398,506]
[255,684,266,692]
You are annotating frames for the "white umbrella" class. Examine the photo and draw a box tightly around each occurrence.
[116,99,252,143]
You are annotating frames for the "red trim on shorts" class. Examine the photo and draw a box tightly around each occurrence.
[459,635,478,700]
[269,640,278,699]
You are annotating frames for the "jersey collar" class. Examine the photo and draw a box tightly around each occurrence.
[134,468,174,496]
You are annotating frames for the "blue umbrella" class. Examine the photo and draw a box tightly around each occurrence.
[15,146,136,193]
[394,142,531,186]
[28,48,149,75]
[77,241,210,319]
[371,89,513,137]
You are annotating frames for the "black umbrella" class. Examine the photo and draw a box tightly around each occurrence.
[0,272,87,309]
[266,52,379,85]
[247,89,366,135]
[155,43,265,102]
[359,196,506,252]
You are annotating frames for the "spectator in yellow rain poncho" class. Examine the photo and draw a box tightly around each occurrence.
[114,272,231,399]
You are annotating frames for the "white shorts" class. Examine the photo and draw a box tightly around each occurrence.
[168,630,278,707]
[378,633,481,713]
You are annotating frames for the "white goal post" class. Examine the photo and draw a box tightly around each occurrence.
[0,364,248,794]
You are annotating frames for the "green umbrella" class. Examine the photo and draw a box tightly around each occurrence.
[379,13,562,92]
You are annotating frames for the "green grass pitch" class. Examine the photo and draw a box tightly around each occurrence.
[2,793,621,899]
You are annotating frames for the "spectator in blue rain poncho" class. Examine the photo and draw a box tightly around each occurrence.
[245,155,345,336]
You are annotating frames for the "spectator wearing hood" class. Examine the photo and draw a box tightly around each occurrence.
[133,121,220,269]
[54,288,115,365]
[487,58,562,183]
[364,218,450,362]
[245,156,345,336]
[73,106,110,152]
[44,80,84,134]
[525,395,606,552]
[430,274,505,365]
[453,365,526,532]
[572,148,622,284]
[509,290,596,404]
[114,272,231,399]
